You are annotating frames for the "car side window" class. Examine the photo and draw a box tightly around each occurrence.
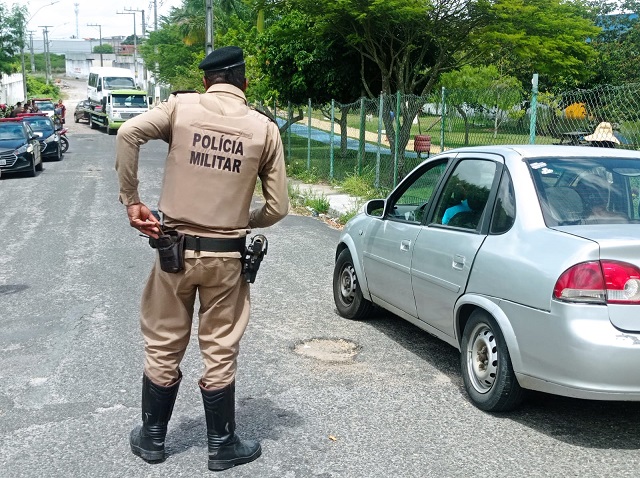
[433,159,497,230]
[387,161,448,223]
[490,169,516,234]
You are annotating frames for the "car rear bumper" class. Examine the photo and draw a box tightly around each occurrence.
[500,299,640,400]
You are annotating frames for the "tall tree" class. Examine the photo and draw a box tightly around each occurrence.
[584,0,640,85]
[0,4,27,77]
[477,0,600,90]
[439,65,523,144]
[255,6,373,146]
[139,0,258,94]
[289,0,493,178]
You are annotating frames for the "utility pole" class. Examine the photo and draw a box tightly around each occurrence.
[39,26,53,85]
[124,8,146,83]
[117,10,138,83]
[28,31,35,73]
[74,3,79,38]
[87,23,103,66]
[153,0,158,31]
[205,0,213,54]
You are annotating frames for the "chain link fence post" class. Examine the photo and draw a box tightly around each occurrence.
[358,97,365,175]
[307,98,311,172]
[376,92,383,189]
[394,91,401,187]
[440,87,446,152]
[529,73,538,144]
[330,99,335,180]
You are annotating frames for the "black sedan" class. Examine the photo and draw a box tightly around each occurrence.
[74,100,91,123]
[0,119,42,177]
[17,113,62,161]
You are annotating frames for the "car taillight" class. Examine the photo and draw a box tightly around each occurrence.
[554,260,640,305]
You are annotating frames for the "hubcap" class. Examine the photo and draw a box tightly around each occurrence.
[339,263,357,305]
[466,323,498,394]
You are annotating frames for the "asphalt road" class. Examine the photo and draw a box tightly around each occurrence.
[2,93,640,478]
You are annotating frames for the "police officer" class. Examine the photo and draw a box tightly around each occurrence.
[115,46,289,471]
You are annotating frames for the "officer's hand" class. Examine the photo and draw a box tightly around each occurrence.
[126,203,161,239]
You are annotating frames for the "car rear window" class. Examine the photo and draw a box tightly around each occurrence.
[528,157,640,226]
[0,125,24,140]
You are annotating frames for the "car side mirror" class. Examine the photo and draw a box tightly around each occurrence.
[365,199,385,218]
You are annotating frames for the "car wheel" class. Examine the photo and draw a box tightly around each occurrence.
[89,115,98,129]
[35,157,43,171]
[74,114,80,123]
[60,136,69,153]
[460,310,523,412]
[333,248,373,320]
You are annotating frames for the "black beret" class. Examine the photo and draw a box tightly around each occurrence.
[198,46,245,72]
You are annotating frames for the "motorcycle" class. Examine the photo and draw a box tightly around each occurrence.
[58,127,69,153]
[54,110,69,153]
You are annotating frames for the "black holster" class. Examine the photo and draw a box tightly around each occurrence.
[149,231,185,273]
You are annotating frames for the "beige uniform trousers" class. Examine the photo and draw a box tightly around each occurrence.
[140,255,249,388]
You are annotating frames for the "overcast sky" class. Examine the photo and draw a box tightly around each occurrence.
[21,0,184,40]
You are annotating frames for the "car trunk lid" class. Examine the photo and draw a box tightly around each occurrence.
[555,224,640,331]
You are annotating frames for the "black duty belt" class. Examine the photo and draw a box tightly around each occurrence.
[184,235,246,253]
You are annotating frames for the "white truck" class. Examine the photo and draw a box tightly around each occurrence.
[87,89,150,135]
[87,66,136,105]
[85,67,150,134]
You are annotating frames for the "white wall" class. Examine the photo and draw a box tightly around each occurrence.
[0,73,25,106]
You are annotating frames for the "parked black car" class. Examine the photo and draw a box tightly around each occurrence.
[17,113,62,161]
[0,118,42,177]
[74,100,91,123]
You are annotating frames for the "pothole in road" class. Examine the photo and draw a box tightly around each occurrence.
[294,338,360,363]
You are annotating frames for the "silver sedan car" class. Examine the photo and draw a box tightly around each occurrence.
[333,145,640,412]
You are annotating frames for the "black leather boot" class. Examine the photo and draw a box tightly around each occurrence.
[200,381,261,471]
[130,373,181,463]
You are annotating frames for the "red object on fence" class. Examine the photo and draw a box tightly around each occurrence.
[414,134,431,155]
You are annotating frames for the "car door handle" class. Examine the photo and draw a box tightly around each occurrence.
[400,240,411,252]
[452,254,465,270]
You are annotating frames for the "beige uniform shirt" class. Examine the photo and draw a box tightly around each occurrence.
[115,84,289,256]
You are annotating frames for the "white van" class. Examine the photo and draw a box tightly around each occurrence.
[87,67,137,106]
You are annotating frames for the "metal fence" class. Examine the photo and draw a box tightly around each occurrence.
[273,80,640,192]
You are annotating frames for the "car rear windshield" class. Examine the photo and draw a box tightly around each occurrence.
[24,118,53,135]
[0,125,24,140]
[528,157,640,226]
[104,77,135,89]
[36,102,54,111]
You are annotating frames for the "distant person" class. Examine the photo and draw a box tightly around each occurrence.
[584,122,619,148]
[57,99,66,124]
[31,100,41,113]
[9,102,24,117]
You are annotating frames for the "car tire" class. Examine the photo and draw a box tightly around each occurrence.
[27,158,36,177]
[74,115,80,123]
[35,158,43,171]
[60,136,69,153]
[89,115,98,129]
[333,248,373,320]
[460,310,524,412]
